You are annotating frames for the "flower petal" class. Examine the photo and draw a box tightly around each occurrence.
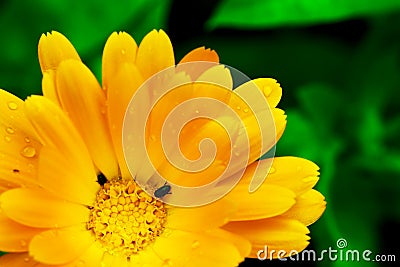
[179,47,219,64]
[38,31,80,73]
[266,157,320,196]
[224,183,295,221]
[107,63,144,179]
[0,90,41,188]
[0,253,38,267]
[223,218,310,258]
[206,229,252,258]
[165,199,235,231]
[136,29,175,80]
[152,230,243,267]
[0,188,89,228]
[41,71,60,105]
[56,59,118,179]
[29,225,94,265]
[38,146,99,206]
[24,96,99,205]
[102,31,137,91]
[0,212,44,252]
[281,189,326,226]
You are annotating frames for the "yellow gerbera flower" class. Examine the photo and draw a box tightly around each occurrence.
[0,30,326,266]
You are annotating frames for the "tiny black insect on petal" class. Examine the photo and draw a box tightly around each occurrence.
[97,173,107,186]
[154,183,172,198]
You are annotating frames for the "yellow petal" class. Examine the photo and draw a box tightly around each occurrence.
[29,225,94,265]
[24,96,99,205]
[206,229,251,258]
[38,146,99,206]
[0,188,89,228]
[41,71,60,106]
[224,182,295,221]
[223,218,310,259]
[266,157,320,196]
[107,63,144,179]
[38,31,80,73]
[102,32,137,91]
[152,230,243,267]
[281,189,326,226]
[0,212,44,252]
[0,89,41,188]
[165,199,235,231]
[56,59,118,179]
[0,253,38,267]
[133,246,163,266]
[179,47,219,63]
[136,29,175,80]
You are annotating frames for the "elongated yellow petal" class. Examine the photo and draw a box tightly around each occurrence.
[165,199,235,231]
[0,188,89,228]
[152,230,243,267]
[38,31,81,73]
[102,31,137,91]
[0,253,37,267]
[56,59,118,179]
[29,225,94,265]
[136,30,175,80]
[223,218,310,258]
[24,96,99,205]
[223,183,295,221]
[0,213,44,252]
[281,189,326,226]
[0,89,41,188]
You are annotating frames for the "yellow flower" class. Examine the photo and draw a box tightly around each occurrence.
[0,30,326,266]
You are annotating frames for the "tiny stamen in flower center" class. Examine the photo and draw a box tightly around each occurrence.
[87,178,167,257]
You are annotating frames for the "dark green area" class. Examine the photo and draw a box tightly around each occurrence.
[1,0,400,266]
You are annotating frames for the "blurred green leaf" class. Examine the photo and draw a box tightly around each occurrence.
[207,0,400,29]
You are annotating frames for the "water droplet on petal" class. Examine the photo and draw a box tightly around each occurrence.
[268,167,275,174]
[6,127,15,134]
[23,257,30,262]
[75,260,85,267]
[20,240,27,247]
[195,109,200,114]
[263,86,272,96]
[191,240,200,249]
[24,137,31,143]
[150,135,156,142]
[4,136,11,142]
[162,259,173,266]
[236,106,241,110]
[20,146,36,158]
[8,101,18,110]
[121,49,126,55]
[243,108,249,113]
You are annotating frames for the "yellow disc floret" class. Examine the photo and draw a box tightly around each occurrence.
[87,178,167,257]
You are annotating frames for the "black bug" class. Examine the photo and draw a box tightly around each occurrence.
[97,173,107,186]
[154,182,172,198]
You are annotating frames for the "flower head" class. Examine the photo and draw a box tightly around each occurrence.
[0,30,325,266]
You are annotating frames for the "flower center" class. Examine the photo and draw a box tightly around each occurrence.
[87,178,167,256]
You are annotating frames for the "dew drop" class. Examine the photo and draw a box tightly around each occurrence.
[121,49,126,55]
[24,137,31,143]
[236,106,241,110]
[7,101,18,110]
[243,108,249,113]
[20,146,36,158]
[263,86,272,96]
[4,136,11,142]
[6,127,15,134]
[162,259,173,266]
[234,151,240,157]
[268,167,276,174]
[75,260,85,267]
[191,240,200,249]
[20,240,27,247]
[23,257,30,262]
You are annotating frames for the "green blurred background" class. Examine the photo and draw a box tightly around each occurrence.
[1,0,400,266]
